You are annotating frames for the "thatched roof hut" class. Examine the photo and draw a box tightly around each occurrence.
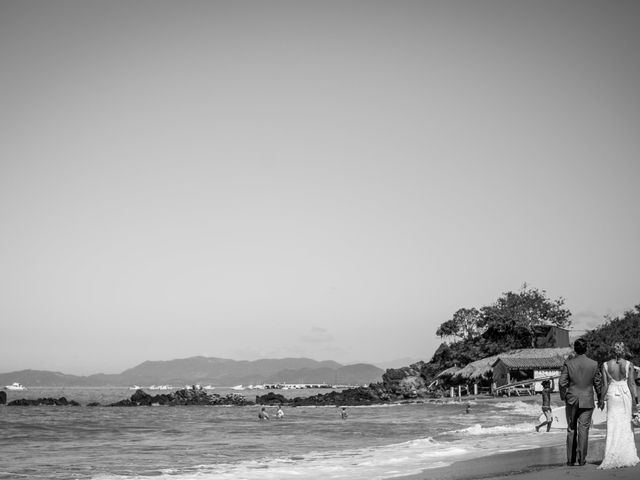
[436,366,461,378]
[451,347,573,384]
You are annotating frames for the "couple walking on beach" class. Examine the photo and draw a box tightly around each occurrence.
[559,338,639,469]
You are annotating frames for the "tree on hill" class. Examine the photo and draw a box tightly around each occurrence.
[582,304,640,366]
[428,284,572,374]
[436,308,483,341]
[479,284,571,350]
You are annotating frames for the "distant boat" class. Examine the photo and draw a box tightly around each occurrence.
[5,382,26,391]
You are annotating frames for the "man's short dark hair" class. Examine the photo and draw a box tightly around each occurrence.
[574,338,588,355]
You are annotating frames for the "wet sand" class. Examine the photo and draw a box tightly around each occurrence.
[393,435,640,480]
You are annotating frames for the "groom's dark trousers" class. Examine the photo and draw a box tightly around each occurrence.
[565,404,594,465]
[559,353,602,466]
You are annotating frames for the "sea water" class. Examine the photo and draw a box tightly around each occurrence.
[0,388,605,480]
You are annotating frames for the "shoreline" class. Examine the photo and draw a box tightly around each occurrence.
[392,434,640,480]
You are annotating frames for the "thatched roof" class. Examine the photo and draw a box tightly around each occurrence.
[452,347,573,381]
[452,355,501,381]
[436,366,461,378]
[492,356,566,369]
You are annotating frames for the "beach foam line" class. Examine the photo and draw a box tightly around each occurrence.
[88,427,576,480]
[89,436,481,480]
[453,422,540,436]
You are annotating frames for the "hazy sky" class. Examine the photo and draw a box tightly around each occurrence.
[1,1,639,375]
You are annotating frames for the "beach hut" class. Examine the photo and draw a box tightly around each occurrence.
[491,347,573,393]
[436,365,461,379]
[532,325,570,348]
[449,347,573,396]
[448,355,503,396]
[428,365,461,390]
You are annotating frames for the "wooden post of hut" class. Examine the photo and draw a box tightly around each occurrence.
[450,387,454,398]
[474,383,478,395]
[458,385,462,398]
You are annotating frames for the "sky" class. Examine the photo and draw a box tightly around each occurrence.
[1,0,639,376]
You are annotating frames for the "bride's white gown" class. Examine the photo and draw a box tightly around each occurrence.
[598,361,640,469]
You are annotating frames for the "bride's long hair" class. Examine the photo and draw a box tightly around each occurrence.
[613,342,628,360]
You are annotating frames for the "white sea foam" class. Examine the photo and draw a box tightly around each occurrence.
[88,405,569,480]
[453,422,537,436]
[91,437,477,480]
[494,400,542,416]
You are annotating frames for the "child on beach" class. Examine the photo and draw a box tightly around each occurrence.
[341,407,348,420]
[535,379,554,432]
[258,406,270,420]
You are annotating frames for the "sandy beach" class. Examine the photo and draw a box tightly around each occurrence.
[395,429,640,480]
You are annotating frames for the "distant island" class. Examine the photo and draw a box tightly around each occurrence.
[0,356,385,388]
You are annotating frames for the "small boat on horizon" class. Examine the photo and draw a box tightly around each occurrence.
[5,382,26,391]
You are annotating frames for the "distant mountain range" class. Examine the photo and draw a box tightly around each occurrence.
[0,356,385,388]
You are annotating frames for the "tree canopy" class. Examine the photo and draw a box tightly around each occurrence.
[423,284,638,389]
[479,285,571,349]
[429,284,572,374]
[582,305,640,366]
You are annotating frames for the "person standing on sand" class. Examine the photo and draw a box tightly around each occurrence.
[559,338,602,466]
[598,342,639,469]
[535,379,554,432]
[341,407,348,420]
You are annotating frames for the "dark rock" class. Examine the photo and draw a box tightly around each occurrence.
[7,397,81,406]
[108,388,255,407]
[0,391,6,405]
[87,402,101,407]
[254,383,404,407]
[382,363,428,398]
[255,392,287,405]
[130,389,153,405]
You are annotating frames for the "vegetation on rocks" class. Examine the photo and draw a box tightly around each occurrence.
[426,284,571,381]
[582,304,640,365]
[108,388,254,406]
[7,397,81,406]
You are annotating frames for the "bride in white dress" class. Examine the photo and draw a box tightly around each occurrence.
[598,342,639,469]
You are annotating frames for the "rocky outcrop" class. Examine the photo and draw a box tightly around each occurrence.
[7,397,81,406]
[381,362,429,398]
[255,383,393,406]
[254,364,438,406]
[108,388,254,406]
[254,392,288,405]
[292,384,391,406]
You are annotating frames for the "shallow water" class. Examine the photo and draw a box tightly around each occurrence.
[0,389,604,480]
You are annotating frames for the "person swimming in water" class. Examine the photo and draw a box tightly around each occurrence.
[258,406,270,420]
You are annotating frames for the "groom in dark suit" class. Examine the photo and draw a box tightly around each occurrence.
[559,338,603,466]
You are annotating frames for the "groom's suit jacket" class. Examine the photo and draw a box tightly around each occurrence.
[559,354,602,408]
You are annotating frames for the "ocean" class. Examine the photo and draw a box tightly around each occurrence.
[0,387,605,480]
